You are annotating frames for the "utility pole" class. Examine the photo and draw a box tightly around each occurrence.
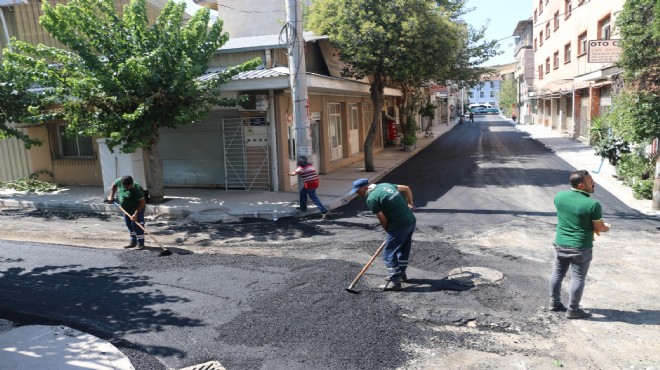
[285,0,312,177]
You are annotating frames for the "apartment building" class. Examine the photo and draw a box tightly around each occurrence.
[512,19,535,123]
[530,0,624,139]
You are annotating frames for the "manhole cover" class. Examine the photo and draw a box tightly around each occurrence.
[180,360,225,370]
[446,266,503,286]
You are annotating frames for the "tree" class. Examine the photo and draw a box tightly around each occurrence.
[0,65,46,149]
[498,77,517,117]
[3,0,260,200]
[612,0,660,209]
[308,0,498,172]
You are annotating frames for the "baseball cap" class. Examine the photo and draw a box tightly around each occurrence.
[348,178,369,195]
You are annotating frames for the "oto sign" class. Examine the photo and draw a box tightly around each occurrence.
[588,39,622,63]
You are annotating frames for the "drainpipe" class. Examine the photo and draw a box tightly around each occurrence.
[268,89,279,191]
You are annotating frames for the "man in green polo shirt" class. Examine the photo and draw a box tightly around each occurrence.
[550,170,610,319]
[349,178,416,291]
[107,175,147,250]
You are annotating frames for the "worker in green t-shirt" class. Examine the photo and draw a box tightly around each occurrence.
[550,170,610,319]
[349,178,416,291]
[108,175,147,249]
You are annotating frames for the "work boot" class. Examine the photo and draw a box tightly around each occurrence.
[135,244,145,250]
[566,308,592,319]
[124,241,137,249]
[384,274,408,283]
[378,280,402,292]
[549,302,567,312]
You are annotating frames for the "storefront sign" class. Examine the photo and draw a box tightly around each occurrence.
[588,39,622,63]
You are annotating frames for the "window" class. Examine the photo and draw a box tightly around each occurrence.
[534,38,538,51]
[538,65,544,80]
[539,0,543,14]
[578,31,587,55]
[56,124,94,158]
[469,92,474,98]
[534,10,538,23]
[545,58,550,73]
[479,91,484,98]
[490,91,495,98]
[540,31,544,45]
[564,0,572,19]
[545,23,551,38]
[598,15,611,39]
[490,81,494,89]
[564,43,571,63]
[553,51,559,69]
[554,11,559,30]
[328,103,342,160]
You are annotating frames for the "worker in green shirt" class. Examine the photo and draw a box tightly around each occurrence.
[108,175,147,249]
[550,170,610,319]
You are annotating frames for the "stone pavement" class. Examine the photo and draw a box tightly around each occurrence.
[1,117,658,370]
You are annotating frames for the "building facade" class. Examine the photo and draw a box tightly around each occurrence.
[529,0,624,139]
[512,19,535,124]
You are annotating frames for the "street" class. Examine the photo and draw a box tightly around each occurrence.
[1,116,659,369]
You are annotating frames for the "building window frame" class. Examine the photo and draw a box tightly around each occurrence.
[538,65,544,80]
[564,0,572,19]
[545,58,550,74]
[540,30,544,45]
[577,31,587,56]
[554,11,560,30]
[553,51,559,69]
[545,23,551,39]
[539,0,543,14]
[598,15,611,40]
[564,43,571,64]
[55,123,95,159]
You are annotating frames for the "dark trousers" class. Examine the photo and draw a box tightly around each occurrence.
[123,210,145,246]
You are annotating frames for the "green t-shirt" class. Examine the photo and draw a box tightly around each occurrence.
[554,189,603,248]
[113,178,145,214]
[366,183,416,232]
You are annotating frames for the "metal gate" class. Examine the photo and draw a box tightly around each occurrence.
[222,117,270,190]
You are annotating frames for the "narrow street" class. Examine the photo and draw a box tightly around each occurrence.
[1,116,658,369]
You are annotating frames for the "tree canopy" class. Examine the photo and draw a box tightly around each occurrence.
[3,0,260,198]
[608,0,660,144]
[308,0,497,171]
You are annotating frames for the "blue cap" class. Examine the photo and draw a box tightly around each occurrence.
[348,178,369,195]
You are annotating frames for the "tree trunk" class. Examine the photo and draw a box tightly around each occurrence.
[364,73,384,172]
[399,85,410,136]
[146,123,165,202]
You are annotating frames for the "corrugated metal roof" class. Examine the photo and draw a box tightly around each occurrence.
[197,67,289,83]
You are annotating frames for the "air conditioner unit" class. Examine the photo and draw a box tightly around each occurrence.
[239,95,269,112]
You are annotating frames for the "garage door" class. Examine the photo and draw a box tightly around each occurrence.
[159,110,239,187]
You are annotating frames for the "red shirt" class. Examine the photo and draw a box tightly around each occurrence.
[294,163,320,189]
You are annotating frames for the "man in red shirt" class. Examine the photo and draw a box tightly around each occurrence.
[289,156,328,215]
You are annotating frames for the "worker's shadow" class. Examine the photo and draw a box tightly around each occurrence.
[588,308,660,325]
[401,278,474,293]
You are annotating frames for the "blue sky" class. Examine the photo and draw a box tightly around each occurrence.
[462,0,534,66]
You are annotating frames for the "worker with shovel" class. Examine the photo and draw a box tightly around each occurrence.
[348,178,416,291]
[107,175,147,250]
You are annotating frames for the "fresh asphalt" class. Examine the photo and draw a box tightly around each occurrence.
[1,115,658,369]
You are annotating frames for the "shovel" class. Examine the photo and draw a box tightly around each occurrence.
[345,240,387,294]
[113,202,173,257]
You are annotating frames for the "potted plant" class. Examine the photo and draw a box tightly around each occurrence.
[402,135,416,151]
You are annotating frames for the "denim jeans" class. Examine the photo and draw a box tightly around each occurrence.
[549,246,593,310]
[383,223,416,283]
[299,187,327,213]
[123,210,145,246]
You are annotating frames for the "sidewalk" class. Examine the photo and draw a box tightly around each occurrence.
[513,120,658,216]
[0,120,459,223]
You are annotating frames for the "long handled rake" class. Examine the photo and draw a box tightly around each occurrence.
[113,202,173,257]
[345,240,387,294]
